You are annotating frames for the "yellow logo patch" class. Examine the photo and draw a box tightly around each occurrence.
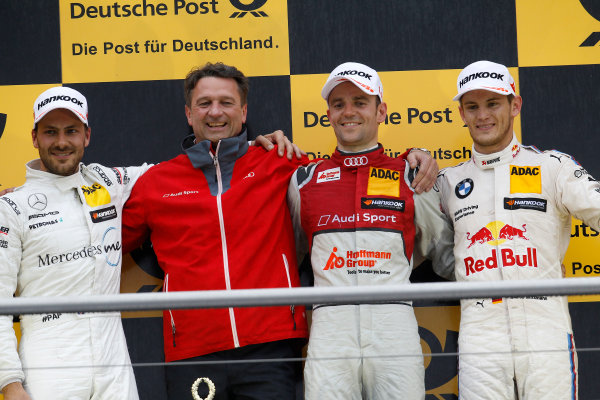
[81,183,111,207]
[367,167,400,197]
[509,165,541,194]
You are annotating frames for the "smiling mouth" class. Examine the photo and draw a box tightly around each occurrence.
[477,123,495,130]
[341,122,361,126]
[207,122,227,128]
[51,150,74,158]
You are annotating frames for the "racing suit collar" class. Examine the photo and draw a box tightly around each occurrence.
[472,133,521,170]
[25,159,86,191]
[333,144,384,169]
[183,129,249,169]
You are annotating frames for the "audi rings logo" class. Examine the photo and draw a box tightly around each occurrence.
[28,193,48,211]
[229,0,268,18]
[344,156,368,167]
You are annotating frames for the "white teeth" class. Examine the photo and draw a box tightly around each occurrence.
[208,122,225,127]
[342,122,359,126]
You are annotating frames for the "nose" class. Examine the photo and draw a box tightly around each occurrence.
[476,107,490,120]
[207,102,223,117]
[55,131,69,147]
[342,103,356,117]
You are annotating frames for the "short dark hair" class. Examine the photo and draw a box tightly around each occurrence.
[184,62,249,106]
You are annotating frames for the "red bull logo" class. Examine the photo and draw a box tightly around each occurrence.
[498,223,528,240]
[464,221,537,276]
[466,227,494,248]
[466,221,528,248]
[464,248,538,276]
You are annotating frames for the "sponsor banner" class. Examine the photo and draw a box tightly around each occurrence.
[121,253,164,318]
[516,0,600,67]
[290,68,521,168]
[566,218,600,302]
[59,0,290,82]
[414,306,459,396]
[0,85,55,189]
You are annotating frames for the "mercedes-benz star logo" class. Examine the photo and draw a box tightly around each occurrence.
[28,193,48,211]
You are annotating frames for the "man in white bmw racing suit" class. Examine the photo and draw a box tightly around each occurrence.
[0,87,149,399]
[436,60,600,399]
[289,62,454,400]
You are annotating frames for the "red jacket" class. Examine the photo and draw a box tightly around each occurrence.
[122,132,308,362]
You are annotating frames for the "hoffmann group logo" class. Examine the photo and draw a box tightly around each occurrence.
[229,0,268,18]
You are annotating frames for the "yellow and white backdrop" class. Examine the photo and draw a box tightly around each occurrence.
[1,1,599,398]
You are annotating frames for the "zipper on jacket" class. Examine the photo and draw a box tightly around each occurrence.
[164,274,176,347]
[212,143,240,348]
[282,254,296,330]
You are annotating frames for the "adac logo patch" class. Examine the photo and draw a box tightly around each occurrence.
[81,183,111,207]
[361,197,405,212]
[229,0,268,18]
[90,205,118,223]
[316,167,340,183]
[510,165,541,194]
[367,167,400,197]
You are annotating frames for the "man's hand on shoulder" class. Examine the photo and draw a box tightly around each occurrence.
[2,382,31,400]
[407,148,438,194]
[0,187,16,196]
[253,130,304,160]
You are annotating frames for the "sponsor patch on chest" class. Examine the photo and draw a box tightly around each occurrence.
[316,167,341,183]
[509,165,541,194]
[81,182,111,207]
[367,167,400,197]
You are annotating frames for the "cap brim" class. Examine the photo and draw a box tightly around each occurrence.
[453,86,513,102]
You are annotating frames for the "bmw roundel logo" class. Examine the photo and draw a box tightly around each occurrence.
[455,178,474,199]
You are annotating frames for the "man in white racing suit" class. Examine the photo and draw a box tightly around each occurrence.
[0,87,149,399]
[436,60,600,399]
[289,62,454,400]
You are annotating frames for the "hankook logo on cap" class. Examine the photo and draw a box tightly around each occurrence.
[229,0,268,18]
[28,193,48,211]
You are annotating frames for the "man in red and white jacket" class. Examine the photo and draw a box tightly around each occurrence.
[288,62,454,400]
[121,63,309,399]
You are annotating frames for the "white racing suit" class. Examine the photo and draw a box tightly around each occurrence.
[0,160,149,399]
[288,146,454,400]
[436,135,600,400]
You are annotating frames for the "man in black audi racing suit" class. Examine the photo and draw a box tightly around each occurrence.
[436,60,600,400]
[289,62,454,400]
[0,87,149,400]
